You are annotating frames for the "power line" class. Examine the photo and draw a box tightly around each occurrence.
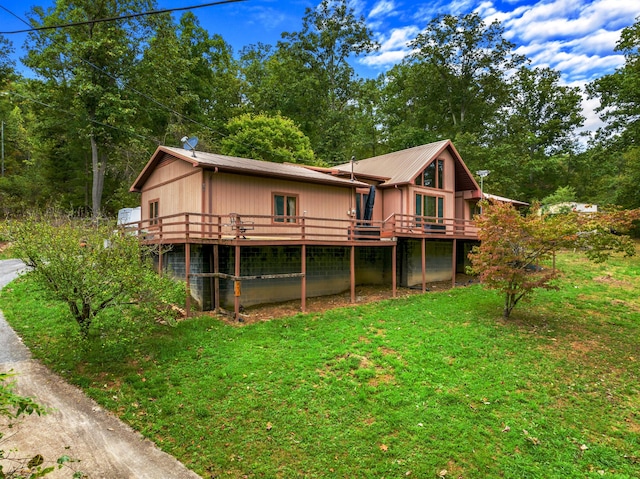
[0,0,247,35]
[1,3,303,163]
[1,3,230,144]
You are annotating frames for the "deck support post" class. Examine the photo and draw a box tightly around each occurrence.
[158,244,163,277]
[234,243,241,320]
[301,244,307,312]
[350,245,356,303]
[213,244,220,312]
[392,243,397,298]
[421,238,426,292]
[185,242,191,318]
[451,239,457,288]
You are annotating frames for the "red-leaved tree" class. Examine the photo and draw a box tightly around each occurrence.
[469,200,639,319]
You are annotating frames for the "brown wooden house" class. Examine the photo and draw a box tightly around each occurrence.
[130,140,483,318]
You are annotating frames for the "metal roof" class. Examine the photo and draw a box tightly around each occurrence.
[333,139,479,191]
[131,146,369,192]
[484,193,529,207]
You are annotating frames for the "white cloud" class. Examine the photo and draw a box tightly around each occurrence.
[361,49,412,67]
[361,25,420,68]
[568,28,626,56]
[499,0,639,44]
[369,0,396,19]
[580,94,604,133]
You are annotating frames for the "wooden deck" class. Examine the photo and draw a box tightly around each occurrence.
[127,212,479,245]
[124,213,479,320]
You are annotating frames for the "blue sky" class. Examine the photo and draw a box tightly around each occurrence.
[1,0,639,133]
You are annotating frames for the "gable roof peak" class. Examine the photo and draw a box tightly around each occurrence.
[333,139,456,186]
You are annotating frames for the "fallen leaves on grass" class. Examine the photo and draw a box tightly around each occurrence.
[523,429,540,445]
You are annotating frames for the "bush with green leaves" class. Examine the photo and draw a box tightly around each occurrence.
[3,216,184,339]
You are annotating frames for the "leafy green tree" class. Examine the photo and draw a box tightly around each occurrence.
[486,66,584,199]
[0,34,15,91]
[241,0,378,164]
[351,77,388,159]
[587,18,640,149]
[4,217,179,339]
[585,19,640,209]
[541,185,577,209]
[404,13,524,140]
[469,200,639,319]
[379,62,444,151]
[1,44,56,216]
[23,0,157,218]
[131,12,190,145]
[132,11,243,165]
[220,113,318,165]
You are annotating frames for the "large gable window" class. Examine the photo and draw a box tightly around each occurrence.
[416,193,444,227]
[274,193,297,223]
[415,159,444,189]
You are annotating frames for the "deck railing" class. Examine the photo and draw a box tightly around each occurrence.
[125,212,478,243]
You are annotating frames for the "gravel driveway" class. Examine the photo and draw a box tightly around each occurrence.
[0,259,201,478]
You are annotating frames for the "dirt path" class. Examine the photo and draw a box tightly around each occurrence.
[0,260,201,479]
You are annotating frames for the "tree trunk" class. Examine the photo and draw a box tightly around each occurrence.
[90,134,106,220]
[503,293,515,319]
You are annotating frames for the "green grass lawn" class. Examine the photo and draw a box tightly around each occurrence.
[1,250,640,478]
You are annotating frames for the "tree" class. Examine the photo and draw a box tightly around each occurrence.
[404,13,524,140]
[23,0,156,219]
[4,217,179,339]
[469,200,639,319]
[379,62,444,151]
[241,0,378,164]
[220,113,319,165]
[587,17,640,149]
[351,77,388,159]
[484,66,584,200]
[0,34,15,91]
[541,186,577,211]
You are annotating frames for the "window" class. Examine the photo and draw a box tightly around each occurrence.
[415,193,444,225]
[274,194,297,223]
[414,159,445,189]
[149,199,159,226]
[355,191,370,221]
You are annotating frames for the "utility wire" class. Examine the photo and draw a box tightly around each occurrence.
[0,0,247,34]
[1,2,300,163]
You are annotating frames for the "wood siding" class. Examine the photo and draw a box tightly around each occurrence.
[140,160,202,234]
[211,172,351,218]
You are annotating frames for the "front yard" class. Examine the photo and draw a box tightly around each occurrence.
[1,249,639,478]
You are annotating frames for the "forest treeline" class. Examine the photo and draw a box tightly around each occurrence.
[0,0,638,218]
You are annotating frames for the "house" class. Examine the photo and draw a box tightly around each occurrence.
[544,202,598,214]
[484,193,529,209]
[129,139,483,318]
